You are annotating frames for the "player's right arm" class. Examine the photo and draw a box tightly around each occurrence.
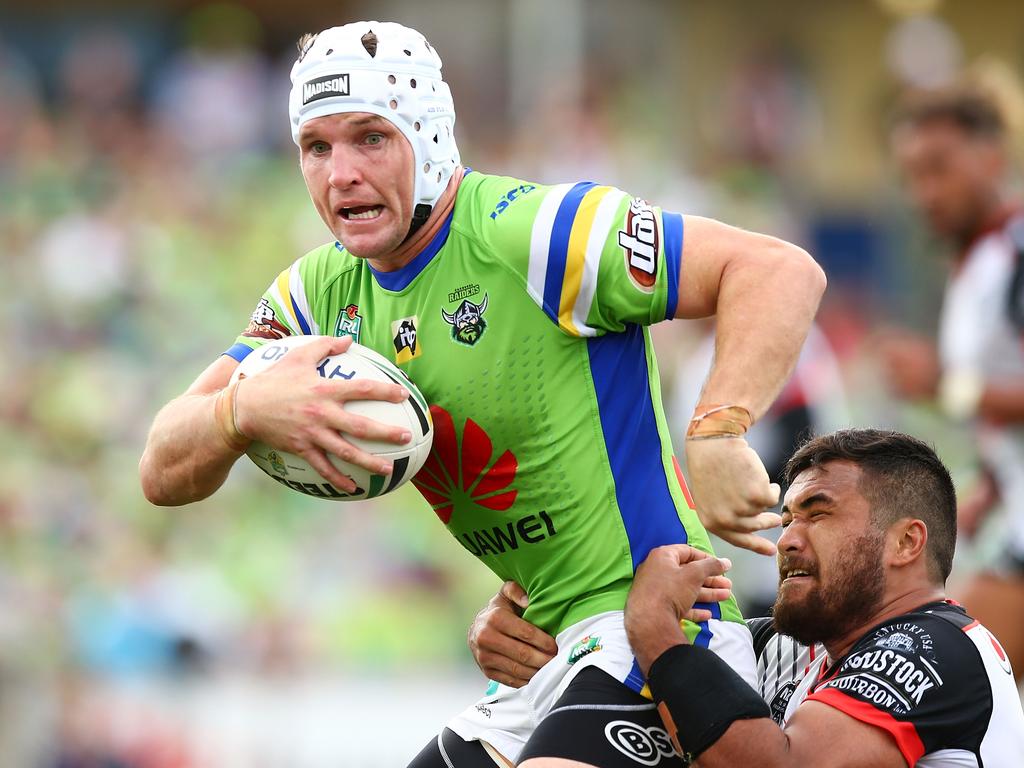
[139,336,412,506]
[139,355,248,506]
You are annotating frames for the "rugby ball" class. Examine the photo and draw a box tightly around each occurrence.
[229,335,433,501]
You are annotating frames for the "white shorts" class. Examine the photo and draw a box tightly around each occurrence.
[446,610,757,763]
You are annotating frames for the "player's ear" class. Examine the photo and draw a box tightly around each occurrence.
[887,518,928,569]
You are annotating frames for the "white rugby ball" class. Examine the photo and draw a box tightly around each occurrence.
[229,335,433,501]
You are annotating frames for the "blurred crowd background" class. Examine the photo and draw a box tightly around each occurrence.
[3,0,1024,764]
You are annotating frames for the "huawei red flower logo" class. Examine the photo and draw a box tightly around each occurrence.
[413,405,518,524]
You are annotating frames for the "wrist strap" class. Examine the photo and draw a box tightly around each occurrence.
[647,643,770,760]
[686,404,753,440]
[214,380,251,453]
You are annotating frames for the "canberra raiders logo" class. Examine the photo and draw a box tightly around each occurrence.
[442,293,489,346]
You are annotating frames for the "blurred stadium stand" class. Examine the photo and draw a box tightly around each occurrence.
[2,0,1023,763]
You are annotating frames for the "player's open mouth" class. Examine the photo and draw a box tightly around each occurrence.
[780,568,814,583]
[341,205,383,220]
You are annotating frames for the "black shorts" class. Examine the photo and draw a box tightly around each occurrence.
[407,667,687,767]
[517,666,687,766]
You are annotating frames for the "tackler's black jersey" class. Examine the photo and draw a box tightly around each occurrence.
[750,603,1024,766]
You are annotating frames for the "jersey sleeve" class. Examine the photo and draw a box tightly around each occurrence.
[481,176,684,337]
[224,248,332,362]
[805,612,990,765]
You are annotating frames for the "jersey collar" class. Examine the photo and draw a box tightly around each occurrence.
[367,207,456,291]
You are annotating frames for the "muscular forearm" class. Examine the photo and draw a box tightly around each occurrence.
[701,241,825,419]
[693,719,792,767]
[139,391,243,506]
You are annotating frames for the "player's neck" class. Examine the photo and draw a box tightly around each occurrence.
[822,585,946,662]
[368,167,465,273]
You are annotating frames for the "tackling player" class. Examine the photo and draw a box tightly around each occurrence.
[882,85,1024,685]
[609,429,1024,768]
[138,21,825,766]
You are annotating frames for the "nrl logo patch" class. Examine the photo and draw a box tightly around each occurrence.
[441,294,489,346]
[768,681,796,725]
[334,303,363,342]
[302,73,350,105]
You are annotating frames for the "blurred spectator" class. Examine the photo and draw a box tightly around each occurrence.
[57,26,145,159]
[150,3,273,168]
[710,44,824,173]
[882,83,1024,682]
[0,43,46,176]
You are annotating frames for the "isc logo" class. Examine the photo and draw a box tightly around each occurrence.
[618,198,659,292]
[490,184,537,219]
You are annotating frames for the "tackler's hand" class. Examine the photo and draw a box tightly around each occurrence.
[626,545,732,675]
[468,581,557,688]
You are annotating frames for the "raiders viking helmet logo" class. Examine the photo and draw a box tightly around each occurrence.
[442,294,488,346]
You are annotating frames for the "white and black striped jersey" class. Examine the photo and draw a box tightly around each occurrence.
[749,616,822,726]
[941,212,1024,566]
[749,602,1024,766]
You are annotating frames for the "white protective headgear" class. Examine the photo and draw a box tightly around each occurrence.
[289,21,460,224]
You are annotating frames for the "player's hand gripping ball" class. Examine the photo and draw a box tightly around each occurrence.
[230,335,433,500]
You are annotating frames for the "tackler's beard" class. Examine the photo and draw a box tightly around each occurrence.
[772,531,886,648]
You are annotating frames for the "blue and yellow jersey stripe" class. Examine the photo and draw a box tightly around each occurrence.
[268,262,319,336]
[526,182,677,336]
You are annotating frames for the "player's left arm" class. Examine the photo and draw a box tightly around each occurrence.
[673,215,826,416]
[674,216,826,555]
[520,707,902,768]
[623,545,907,768]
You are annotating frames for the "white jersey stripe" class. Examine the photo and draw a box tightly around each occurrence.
[573,189,626,337]
[527,184,574,313]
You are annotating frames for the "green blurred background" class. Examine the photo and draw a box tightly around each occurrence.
[2,0,1023,764]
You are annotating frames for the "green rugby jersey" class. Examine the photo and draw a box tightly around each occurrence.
[227,171,743,680]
